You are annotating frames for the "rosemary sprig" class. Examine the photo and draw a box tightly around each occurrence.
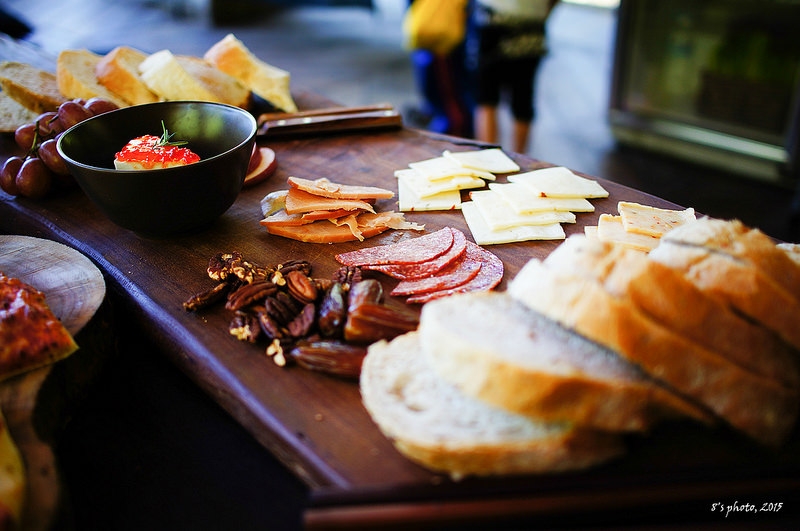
[156,120,188,147]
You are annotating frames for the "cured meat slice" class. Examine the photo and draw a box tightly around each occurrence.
[390,249,482,296]
[367,228,468,280]
[335,227,455,266]
[405,242,504,304]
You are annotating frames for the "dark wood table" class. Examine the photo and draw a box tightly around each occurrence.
[2,42,799,531]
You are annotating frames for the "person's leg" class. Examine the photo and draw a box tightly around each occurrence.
[475,104,499,144]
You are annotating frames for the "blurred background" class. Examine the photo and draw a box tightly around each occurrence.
[3,0,800,242]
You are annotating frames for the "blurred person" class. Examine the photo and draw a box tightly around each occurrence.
[470,0,558,152]
[404,0,474,138]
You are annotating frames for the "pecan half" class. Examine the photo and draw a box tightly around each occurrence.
[229,311,261,343]
[332,265,362,287]
[225,279,278,311]
[257,310,287,341]
[183,282,232,312]
[285,270,318,305]
[287,303,316,338]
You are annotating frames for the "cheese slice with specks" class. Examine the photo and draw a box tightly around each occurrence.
[469,190,575,231]
[488,183,594,214]
[397,176,461,212]
[443,148,520,174]
[408,156,496,182]
[396,168,485,199]
[618,201,696,237]
[596,214,660,252]
[508,166,609,198]
[461,201,565,245]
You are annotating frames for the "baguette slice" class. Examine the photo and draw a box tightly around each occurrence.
[361,332,625,480]
[95,46,159,105]
[204,33,297,112]
[419,291,712,432]
[650,238,800,352]
[0,61,66,113]
[509,258,799,446]
[138,49,251,108]
[546,236,800,389]
[56,49,128,107]
[0,90,38,132]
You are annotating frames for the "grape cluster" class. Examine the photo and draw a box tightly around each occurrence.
[0,97,119,199]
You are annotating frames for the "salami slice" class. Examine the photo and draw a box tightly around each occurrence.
[367,229,468,280]
[390,247,481,296]
[405,242,504,304]
[335,227,455,267]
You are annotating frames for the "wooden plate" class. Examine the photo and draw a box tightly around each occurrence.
[0,235,105,531]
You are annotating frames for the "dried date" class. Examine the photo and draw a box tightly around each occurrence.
[289,340,368,379]
[317,282,347,338]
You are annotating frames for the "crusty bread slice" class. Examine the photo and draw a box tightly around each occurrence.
[509,258,799,446]
[95,46,159,105]
[56,49,128,108]
[662,218,800,298]
[649,238,800,352]
[360,332,625,479]
[0,90,38,132]
[204,33,297,112]
[0,61,66,113]
[418,291,712,432]
[545,236,800,390]
[138,49,251,108]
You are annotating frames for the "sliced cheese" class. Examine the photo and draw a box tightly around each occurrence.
[488,182,594,214]
[584,225,599,239]
[508,166,609,198]
[462,201,565,245]
[408,156,496,182]
[618,201,696,238]
[442,148,520,174]
[396,168,485,199]
[469,190,575,231]
[596,214,659,252]
[397,175,461,212]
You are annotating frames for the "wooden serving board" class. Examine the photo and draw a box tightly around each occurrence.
[0,235,105,531]
[2,91,799,528]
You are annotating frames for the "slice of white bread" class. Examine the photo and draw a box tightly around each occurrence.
[418,291,712,432]
[0,61,67,113]
[360,331,625,480]
[204,33,297,112]
[138,49,251,108]
[651,218,800,351]
[545,235,800,390]
[0,90,38,132]
[509,255,799,447]
[56,49,129,108]
[95,46,159,105]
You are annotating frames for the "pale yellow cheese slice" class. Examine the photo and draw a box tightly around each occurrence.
[596,214,659,252]
[462,201,565,245]
[397,176,461,212]
[584,225,599,239]
[442,148,520,174]
[617,201,696,237]
[396,168,485,199]
[508,166,609,198]
[408,156,496,182]
[488,183,595,214]
[469,190,575,231]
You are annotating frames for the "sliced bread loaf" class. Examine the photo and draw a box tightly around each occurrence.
[508,256,799,446]
[418,291,712,432]
[56,49,128,108]
[138,49,251,108]
[204,33,297,112]
[0,61,66,113]
[95,46,159,105]
[0,90,38,132]
[360,331,625,479]
[545,236,800,389]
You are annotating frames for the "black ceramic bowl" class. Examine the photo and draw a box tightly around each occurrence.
[57,101,257,236]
